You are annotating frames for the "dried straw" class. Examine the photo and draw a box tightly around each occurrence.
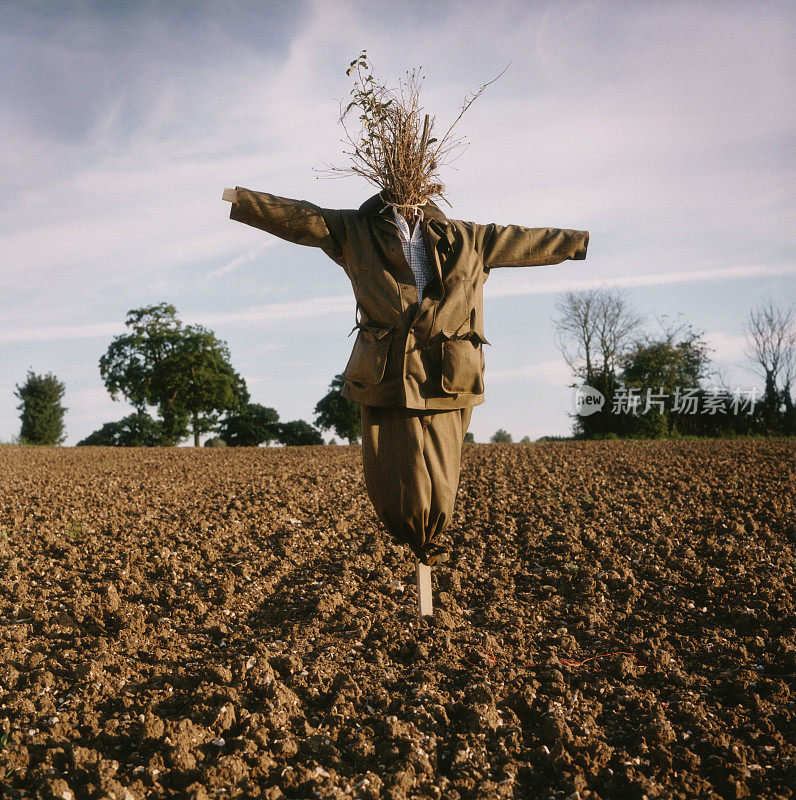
[318,58,509,223]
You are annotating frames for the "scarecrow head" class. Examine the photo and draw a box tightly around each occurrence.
[319,52,507,224]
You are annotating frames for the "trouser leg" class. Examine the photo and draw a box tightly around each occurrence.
[360,404,472,565]
[421,406,473,561]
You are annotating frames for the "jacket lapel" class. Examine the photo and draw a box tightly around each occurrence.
[359,193,414,281]
[413,216,456,326]
[358,193,454,322]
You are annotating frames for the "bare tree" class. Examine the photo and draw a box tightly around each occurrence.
[554,290,598,380]
[553,287,643,391]
[744,298,795,419]
[784,333,795,414]
[596,291,645,381]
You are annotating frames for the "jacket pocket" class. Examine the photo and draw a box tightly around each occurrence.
[440,332,488,395]
[343,324,394,385]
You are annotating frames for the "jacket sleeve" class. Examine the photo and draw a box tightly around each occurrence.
[476,223,589,269]
[229,187,348,268]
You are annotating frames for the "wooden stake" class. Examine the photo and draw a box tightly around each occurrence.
[415,556,433,619]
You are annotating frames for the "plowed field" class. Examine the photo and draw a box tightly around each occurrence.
[0,439,793,800]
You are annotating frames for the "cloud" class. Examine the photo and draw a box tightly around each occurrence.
[486,358,571,386]
[0,295,354,343]
[701,330,765,389]
[0,322,124,344]
[199,240,275,282]
[484,263,796,299]
[3,261,790,344]
[62,386,138,429]
[189,296,354,326]
[0,1,792,441]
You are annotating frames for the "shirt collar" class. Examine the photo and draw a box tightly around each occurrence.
[391,206,424,241]
[357,191,448,223]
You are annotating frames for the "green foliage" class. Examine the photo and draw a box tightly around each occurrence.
[219,403,280,446]
[570,321,779,439]
[14,370,66,445]
[617,324,712,438]
[204,436,227,447]
[520,435,531,443]
[622,324,711,392]
[77,412,165,446]
[278,420,324,446]
[490,429,512,443]
[99,303,249,446]
[345,50,395,154]
[314,374,361,444]
[463,432,475,443]
[65,522,84,541]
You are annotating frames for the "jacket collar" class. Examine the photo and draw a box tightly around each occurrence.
[357,191,449,224]
[358,192,456,324]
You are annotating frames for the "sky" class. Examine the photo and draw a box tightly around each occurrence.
[1,0,793,445]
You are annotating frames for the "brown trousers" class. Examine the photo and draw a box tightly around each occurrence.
[360,404,473,565]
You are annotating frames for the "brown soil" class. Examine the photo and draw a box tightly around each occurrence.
[0,439,793,800]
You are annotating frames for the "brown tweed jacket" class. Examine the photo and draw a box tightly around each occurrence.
[230,188,589,410]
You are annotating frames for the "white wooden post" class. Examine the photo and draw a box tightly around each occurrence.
[415,557,433,619]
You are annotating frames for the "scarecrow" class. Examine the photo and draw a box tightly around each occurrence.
[223,56,588,615]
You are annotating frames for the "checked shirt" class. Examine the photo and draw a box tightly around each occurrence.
[392,207,435,302]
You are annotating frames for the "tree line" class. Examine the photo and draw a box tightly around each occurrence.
[553,291,794,438]
[11,304,361,447]
[9,295,794,446]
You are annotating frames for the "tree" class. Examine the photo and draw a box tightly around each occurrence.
[77,412,164,446]
[554,288,643,438]
[314,374,361,443]
[744,299,795,434]
[99,303,249,446]
[463,432,475,443]
[278,420,324,446]
[554,288,643,388]
[14,370,66,445]
[622,318,711,388]
[173,326,249,445]
[490,429,512,443]
[219,403,280,446]
[619,319,713,437]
